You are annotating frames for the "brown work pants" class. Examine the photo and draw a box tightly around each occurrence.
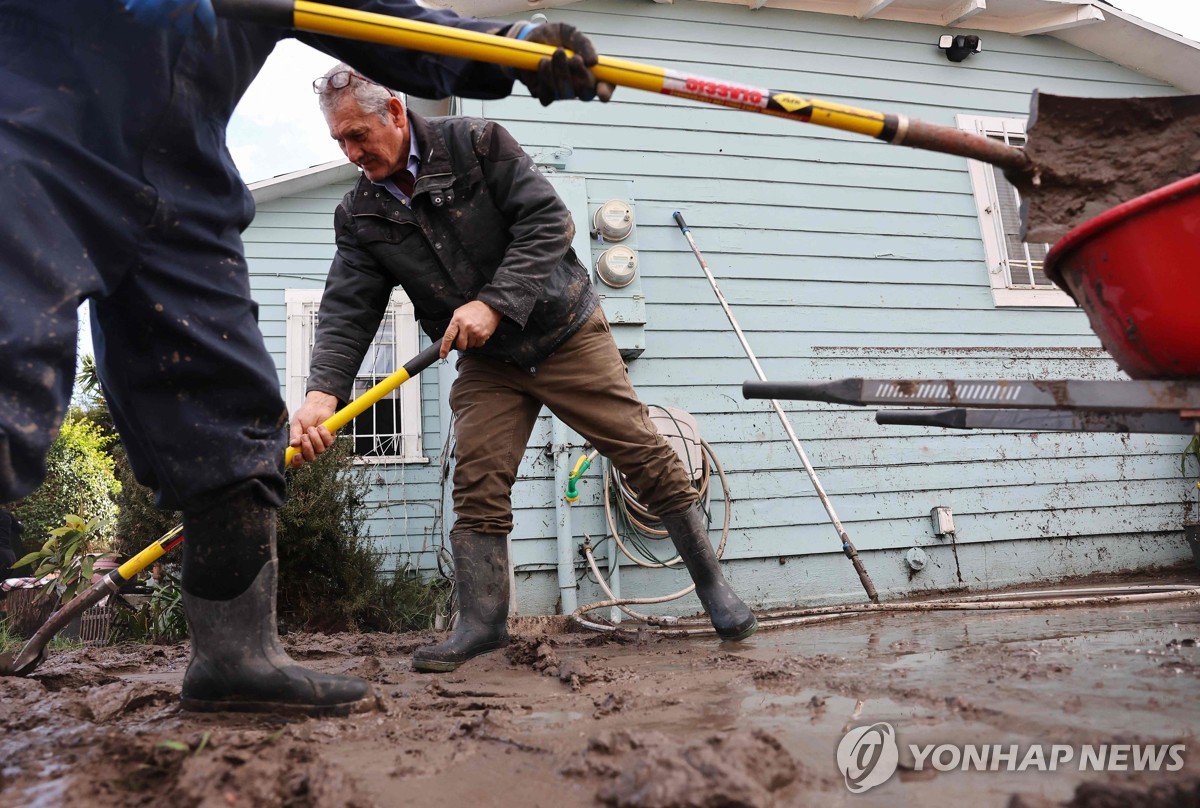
[449,308,697,536]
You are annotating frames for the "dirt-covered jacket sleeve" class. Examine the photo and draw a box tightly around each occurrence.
[295,0,518,100]
[306,203,396,404]
[470,122,576,329]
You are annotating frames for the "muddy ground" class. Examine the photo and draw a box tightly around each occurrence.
[2,571,1199,808]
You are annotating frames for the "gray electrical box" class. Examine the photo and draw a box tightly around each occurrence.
[543,174,646,360]
[930,506,955,537]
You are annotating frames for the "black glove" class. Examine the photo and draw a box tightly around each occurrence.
[511,22,615,106]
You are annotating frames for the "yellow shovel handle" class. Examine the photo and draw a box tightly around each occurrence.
[269,0,1029,168]
[284,340,441,466]
[293,0,888,135]
[110,343,441,582]
[215,0,890,138]
[215,0,1028,168]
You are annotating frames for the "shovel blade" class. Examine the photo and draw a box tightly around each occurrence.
[1015,91,1200,243]
[0,646,48,677]
[0,579,112,677]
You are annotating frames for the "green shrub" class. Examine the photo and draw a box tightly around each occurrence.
[111,564,188,645]
[274,440,442,632]
[0,619,19,653]
[14,416,120,551]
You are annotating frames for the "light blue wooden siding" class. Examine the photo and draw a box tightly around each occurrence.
[456,0,1192,605]
[245,183,448,570]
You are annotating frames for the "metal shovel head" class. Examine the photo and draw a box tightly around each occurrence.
[0,647,47,677]
[1015,92,1200,244]
[0,581,108,677]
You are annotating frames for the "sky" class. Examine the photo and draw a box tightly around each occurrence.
[225,0,1200,184]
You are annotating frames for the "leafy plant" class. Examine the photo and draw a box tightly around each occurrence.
[357,564,452,633]
[13,415,120,551]
[1182,435,1200,475]
[111,565,188,645]
[13,514,116,603]
[72,359,179,560]
[275,440,448,632]
[276,440,379,631]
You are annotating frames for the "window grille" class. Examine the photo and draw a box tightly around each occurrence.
[957,115,1075,308]
[285,288,424,463]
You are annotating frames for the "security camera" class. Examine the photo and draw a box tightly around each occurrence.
[938,34,982,62]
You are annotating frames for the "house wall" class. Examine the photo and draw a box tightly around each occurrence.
[245,0,1194,618]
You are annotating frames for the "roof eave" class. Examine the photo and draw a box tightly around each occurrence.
[249,160,361,205]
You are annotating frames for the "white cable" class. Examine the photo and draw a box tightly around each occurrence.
[572,583,1200,635]
[575,438,735,622]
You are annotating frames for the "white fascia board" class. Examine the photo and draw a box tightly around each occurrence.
[1054,5,1200,92]
[249,161,360,205]
[1007,4,1104,36]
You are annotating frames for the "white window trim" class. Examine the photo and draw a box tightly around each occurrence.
[956,113,1076,308]
[285,287,427,465]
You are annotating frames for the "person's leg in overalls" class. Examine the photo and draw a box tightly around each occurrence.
[0,4,371,714]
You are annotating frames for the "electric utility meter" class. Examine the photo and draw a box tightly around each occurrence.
[595,245,638,288]
[592,199,634,241]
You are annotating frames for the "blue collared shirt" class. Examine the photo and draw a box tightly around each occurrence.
[373,127,422,205]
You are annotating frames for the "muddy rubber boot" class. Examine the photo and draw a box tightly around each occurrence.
[180,494,374,717]
[412,532,510,673]
[661,503,759,641]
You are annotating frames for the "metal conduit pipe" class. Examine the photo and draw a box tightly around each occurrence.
[552,417,578,616]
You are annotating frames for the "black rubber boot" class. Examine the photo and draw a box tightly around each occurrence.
[661,503,759,641]
[180,494,374,717]
[412,532,510,673]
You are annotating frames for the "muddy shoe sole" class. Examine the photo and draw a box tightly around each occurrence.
[411,638,510,674]
[717,617,759,643]
[180,691,379,718]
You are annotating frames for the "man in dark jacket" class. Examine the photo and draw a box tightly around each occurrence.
[0,0,608,714]
[291,68,758,673]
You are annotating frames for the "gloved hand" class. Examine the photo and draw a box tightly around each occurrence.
[120,0,217,40]
[511,22,615,106]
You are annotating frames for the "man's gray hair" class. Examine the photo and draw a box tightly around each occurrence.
[316,63,405,121]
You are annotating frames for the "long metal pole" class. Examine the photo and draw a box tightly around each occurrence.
[672,212,879,603]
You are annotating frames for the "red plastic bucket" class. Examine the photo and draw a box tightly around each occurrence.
[1044,172,1200,380]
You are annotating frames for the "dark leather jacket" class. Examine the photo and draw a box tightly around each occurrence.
[308,113,598,400]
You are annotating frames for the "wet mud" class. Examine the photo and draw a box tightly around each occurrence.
[2,575,1199,807]
[1019,93,1200,244]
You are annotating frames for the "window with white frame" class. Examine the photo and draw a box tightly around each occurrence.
[285,288,426,464]
[957,114,1075,308]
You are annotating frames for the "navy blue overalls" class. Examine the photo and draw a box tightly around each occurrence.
[0,0,509,509]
